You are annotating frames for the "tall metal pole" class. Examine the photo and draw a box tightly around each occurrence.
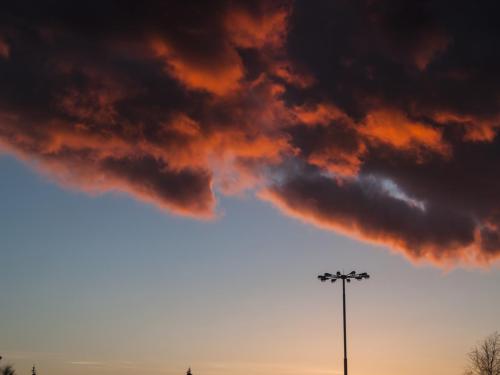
[342,277,348,375]
[318,271,369,375]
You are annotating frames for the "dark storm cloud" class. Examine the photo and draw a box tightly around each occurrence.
[262,170,476,264]
[0,0,294,217]
[1,0,500,265]
[272,0,500,265]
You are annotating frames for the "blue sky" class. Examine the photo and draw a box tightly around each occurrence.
[1,155,499,375]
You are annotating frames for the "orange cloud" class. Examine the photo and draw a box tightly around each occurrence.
[360,109,449,155]
[151,38,244,96]
[0,67,295,214]
[431,111,498,142]
[2,0,500,267]
[260,176,496,267]
[307,145,365,177]
[225,4,289,49]
[0,112,216,218]
[270,60,315,88]
[292,103,347,126]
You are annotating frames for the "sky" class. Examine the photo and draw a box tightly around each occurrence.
[2,154,499,375]
[1,1,500,374]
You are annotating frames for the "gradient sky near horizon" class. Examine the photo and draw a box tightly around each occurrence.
[2,1,500,374]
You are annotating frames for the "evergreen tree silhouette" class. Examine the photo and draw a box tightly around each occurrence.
[186,367,192,375]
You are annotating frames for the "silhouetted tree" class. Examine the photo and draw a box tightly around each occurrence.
[465,332,500,375]
[186,367,192,375]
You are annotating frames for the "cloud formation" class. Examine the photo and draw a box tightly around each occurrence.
[1,0,500,265]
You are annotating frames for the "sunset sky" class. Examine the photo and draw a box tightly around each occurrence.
[1,1,500,374]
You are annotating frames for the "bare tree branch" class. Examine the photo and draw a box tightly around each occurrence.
[466,332,500,375]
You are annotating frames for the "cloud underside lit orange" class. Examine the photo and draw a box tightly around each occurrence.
[260,177,486,266]
[1,0,500,266]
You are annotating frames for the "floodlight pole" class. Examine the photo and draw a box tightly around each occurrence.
[317,271,369,375]
[342,277,348,375]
